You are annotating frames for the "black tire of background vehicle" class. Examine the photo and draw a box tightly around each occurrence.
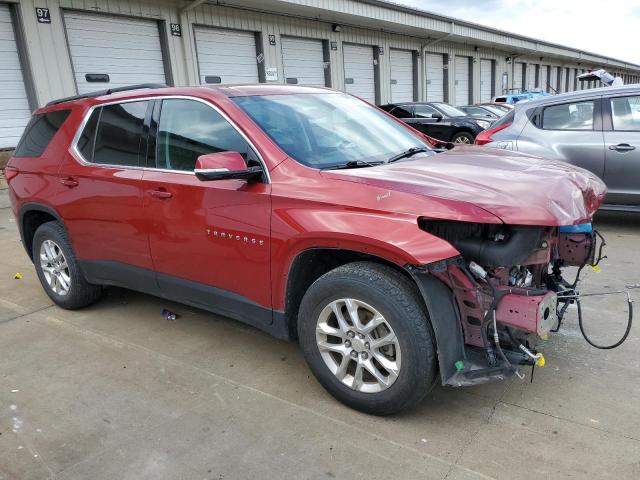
[298,261,437,415]
[32,221,102,309]
[451,131,475,144]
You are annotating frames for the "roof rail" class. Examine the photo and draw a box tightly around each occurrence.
[46,83,167,107]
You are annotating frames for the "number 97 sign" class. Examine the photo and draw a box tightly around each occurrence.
[35,7,51,24]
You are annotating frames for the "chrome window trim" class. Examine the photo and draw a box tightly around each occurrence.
[69,95,271,183]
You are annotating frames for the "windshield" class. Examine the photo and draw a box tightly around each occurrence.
[481,105,506,116]
[233,93,432,169]
[433,103,467,117]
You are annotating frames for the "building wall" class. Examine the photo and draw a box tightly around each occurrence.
[7,0,640,112]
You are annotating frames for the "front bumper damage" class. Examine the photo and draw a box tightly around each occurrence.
[408,222,607,387]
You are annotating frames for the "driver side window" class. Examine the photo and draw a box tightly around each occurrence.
[155,99,249,171]
[413,105,438,118]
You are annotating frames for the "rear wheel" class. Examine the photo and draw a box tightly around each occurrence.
[298,262,437,415]
[32,221,102,309]
[451,131,474,144]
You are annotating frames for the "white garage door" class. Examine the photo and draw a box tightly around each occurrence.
[343,44,375,103]
[425,53,444,102]
[528,64,537,90]
[195,27,259,85]
[0,4,30,148]
[281,37,324,86]
[479,59,492,102]
[390,49,413,103]
[550,66,558,92]
[64,12,166,95]
[514,62,524,91]
[540,65,549,92]
[454,56,470,106]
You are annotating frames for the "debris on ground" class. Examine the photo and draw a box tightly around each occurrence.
[13,272,22,279]
[161,309,179,321]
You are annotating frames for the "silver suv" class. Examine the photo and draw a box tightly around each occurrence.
[478,85,640,211]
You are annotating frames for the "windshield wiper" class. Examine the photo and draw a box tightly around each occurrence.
[387,147,431,164]
[321,160,384,170]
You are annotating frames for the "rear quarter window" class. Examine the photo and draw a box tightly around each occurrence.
[14,109,71,157]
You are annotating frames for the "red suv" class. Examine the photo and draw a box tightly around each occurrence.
[7,84,607,415]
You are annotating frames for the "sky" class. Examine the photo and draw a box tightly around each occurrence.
[394,0,640,65]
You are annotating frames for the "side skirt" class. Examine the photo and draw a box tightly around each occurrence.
[79,260,290,341]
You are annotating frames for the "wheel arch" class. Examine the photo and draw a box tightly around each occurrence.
[19,203,66,260]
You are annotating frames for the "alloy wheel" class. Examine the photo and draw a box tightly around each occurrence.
[315,298,401,393]
[40,240,71,296]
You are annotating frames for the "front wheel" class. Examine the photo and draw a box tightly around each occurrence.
[451,131,475,144]
[298,262,437,415]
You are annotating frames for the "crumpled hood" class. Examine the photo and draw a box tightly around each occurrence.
[323,146,607,226]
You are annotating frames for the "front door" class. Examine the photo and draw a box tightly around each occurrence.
[142,98,272,325]
[603,94,640,205]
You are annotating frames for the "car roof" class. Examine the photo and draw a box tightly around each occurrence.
[517,83,640,109]
[40,84,339,112]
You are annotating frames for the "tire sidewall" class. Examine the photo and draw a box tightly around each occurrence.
[298,271,435,413]
[452,131,474,144]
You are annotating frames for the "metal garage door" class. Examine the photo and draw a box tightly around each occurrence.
[64,11,166,94]
[343,44,375,103]
[281,36,325,86]
[425,53,444,102]
[540,65,549,92]
[528,64,537,89]
[454,56,470,106]
[390,49,413,103]
[513,62,524,91]
[550,66,558,93]
[195,27,259,84]
[479,59,492,102]
[0,4,30,148]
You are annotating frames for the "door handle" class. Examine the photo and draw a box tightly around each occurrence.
[609,143,636,152]
[148,189,173,199]
[60,177,79,187]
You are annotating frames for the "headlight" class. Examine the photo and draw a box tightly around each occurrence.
[475,119,491,129]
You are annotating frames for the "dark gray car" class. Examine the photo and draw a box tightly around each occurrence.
[482,85,640,210]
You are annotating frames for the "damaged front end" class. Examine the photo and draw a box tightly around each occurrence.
[409,219,606,387]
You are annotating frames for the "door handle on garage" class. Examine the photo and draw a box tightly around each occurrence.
[148,189,173,199]
[60,177,79,187]
[609,143,636,152]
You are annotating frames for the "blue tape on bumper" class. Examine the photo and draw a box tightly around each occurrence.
[559,223,593,233]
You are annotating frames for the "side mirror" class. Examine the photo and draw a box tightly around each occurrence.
[194,152,263,182]
[431,112,443,121]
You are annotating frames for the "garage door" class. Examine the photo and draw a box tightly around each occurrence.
[281,36,325,86]
[528,64,537,89]
[64,11,166,94]
[479,59,492,102]
[425,53,444,102]
[454,56,470,106]
[0,4,30,148]
[195,27,259,85]
[514,62,524,91]
[550,66,558,92]
[390,49,413,103]
[540,65,549,92]
[343,44,375,103]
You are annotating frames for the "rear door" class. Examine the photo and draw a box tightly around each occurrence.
[343,44,376,103]
[57,100,154,280]
[603,94,640,205]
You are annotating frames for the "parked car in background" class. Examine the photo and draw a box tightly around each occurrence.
[476,84,640,210]
[478,102,514,114]
[7,84,607,415]
[493,90,549,104]
[380,102,490,144]
[458,105,500,120]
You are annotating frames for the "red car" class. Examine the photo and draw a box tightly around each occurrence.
[6,84,606,415]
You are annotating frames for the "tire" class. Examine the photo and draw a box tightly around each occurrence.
[451,131,475,144]
[298,261,437,415]
[32,221,102,309]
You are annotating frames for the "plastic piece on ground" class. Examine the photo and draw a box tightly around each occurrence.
[14,272,23,279]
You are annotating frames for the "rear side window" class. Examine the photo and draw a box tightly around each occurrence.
[76,101,149,166]
[610,96,640,131]
[542,101,594,130]
[14,110,71,157]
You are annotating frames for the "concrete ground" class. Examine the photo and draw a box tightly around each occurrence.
[1,181,639,480]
